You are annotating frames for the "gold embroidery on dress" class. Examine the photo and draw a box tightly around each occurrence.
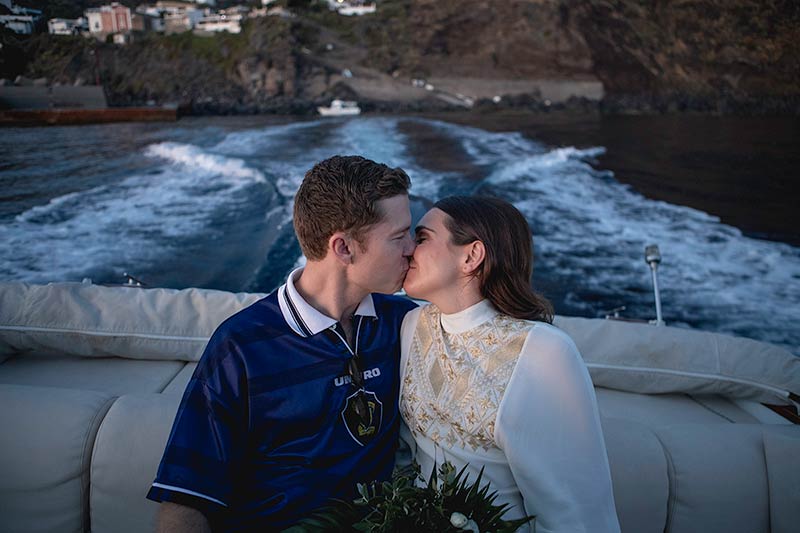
[428,358,445,397]
[400,305,530,452]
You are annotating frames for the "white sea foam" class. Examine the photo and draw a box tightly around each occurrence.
[449,128,800,351]
[15,189,93,224]
[3,118,796,352]
[208,117,452,200]
[210,119,348,198]
[206,117,455,281]
[334,118,452,199]
[0,141,273,283]
[145,142,267,184]
[211,120,323,156]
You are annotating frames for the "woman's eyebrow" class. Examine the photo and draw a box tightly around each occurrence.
[414,225,434,235]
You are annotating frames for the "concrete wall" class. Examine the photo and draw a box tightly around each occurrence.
[0,86,107,110]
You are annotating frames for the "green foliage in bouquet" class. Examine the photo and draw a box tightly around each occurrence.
[286,462,534,533]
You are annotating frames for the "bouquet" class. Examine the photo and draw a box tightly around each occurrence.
[287,462,534,533]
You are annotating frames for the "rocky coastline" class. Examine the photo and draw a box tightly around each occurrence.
[179,92,800,119]
[2,0,799,118]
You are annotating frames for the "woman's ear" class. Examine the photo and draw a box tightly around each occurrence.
[329,232,354,265]
[463,240,486,275]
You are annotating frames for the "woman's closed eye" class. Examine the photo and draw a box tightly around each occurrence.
[415,235,427,244]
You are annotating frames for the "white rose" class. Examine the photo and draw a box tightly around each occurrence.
[450,512,469,528]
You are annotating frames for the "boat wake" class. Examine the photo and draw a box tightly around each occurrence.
[0,117,797,353]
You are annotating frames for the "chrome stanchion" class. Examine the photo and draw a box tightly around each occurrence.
[645,245,665,326]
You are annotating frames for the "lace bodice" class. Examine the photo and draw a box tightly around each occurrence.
[400,304,530,451]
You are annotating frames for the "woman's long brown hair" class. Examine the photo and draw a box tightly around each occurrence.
[434,196,554,323]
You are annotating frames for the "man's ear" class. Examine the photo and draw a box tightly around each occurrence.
[329,232,354,265]
[463,240,485,275]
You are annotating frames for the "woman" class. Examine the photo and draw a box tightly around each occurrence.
[399,196,620,533]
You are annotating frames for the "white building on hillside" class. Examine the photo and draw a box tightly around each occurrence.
[327,0,376,16]
[0,0,43,34]
[195,13,241,33]
[163,8,204,33]
[133,6,166,32]
[154,1,198,13]
[85,3,132,36]
[143,1,204,33]
[48,17,87,35]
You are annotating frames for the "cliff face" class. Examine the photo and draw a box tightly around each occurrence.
[572,0,800,98]
[362,0,799,99]
[3,0,799,114]
[364,0,595,79]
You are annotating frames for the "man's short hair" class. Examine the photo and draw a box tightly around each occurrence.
[294,155,411,261]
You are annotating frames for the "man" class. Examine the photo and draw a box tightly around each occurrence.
[147,155,417,531]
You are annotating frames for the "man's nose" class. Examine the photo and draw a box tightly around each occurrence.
[404,234,416,256]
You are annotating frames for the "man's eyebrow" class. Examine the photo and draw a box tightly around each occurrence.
[393,225,411,235]
[414,225,434,235]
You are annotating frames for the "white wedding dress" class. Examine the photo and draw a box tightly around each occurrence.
[399,300,621,533]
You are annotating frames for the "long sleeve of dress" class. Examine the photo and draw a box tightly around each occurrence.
[494,324,621,533]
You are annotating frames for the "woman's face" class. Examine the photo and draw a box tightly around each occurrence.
[403,208,469,302]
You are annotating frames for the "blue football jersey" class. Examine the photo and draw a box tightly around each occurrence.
[147,290,416,530]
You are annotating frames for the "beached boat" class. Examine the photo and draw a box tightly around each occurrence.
[0,281,798,532]
[317,99,361,116]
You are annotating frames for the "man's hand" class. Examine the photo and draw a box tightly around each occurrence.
[156,502,212,533]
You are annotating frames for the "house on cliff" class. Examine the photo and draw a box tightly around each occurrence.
[47,17,88,36]
[327,0,376,17]
[0,0,42,35]
[132,6,166,33]
[86,3,132,38]
[195,13,242,34]
[151,1,206,34]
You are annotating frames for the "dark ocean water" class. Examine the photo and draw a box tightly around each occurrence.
[1,113,798,353]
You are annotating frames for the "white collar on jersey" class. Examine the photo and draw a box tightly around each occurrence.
[278,267,376,337]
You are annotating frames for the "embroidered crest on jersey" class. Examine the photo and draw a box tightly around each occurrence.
[341,390,383,446]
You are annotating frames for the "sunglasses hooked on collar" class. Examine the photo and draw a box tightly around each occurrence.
[347,355,370,423]
[325,319,373,427]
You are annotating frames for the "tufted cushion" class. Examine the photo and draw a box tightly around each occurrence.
[601,417,669,533]
[0,282,265,362]
[160,362,197,395]
[0,354,185,395]
[555,316,800,406]
[654,424,769,533]
[0,384,115,533]
[763,429,800,533]
[90,393,182,533]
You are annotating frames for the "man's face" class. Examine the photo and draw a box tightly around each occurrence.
[349,194,415,294]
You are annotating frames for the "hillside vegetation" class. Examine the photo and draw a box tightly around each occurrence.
[2,0,798,114]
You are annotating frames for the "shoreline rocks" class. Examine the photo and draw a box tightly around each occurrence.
[178,92,800,118]
[4,0,799,118]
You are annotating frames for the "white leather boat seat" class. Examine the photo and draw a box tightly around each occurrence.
[0,384,116,533]
[0,354,186,396]
[1,282,798,533]
[90,393,181,533]
[161,362,198,395]
[595,387,762,425]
